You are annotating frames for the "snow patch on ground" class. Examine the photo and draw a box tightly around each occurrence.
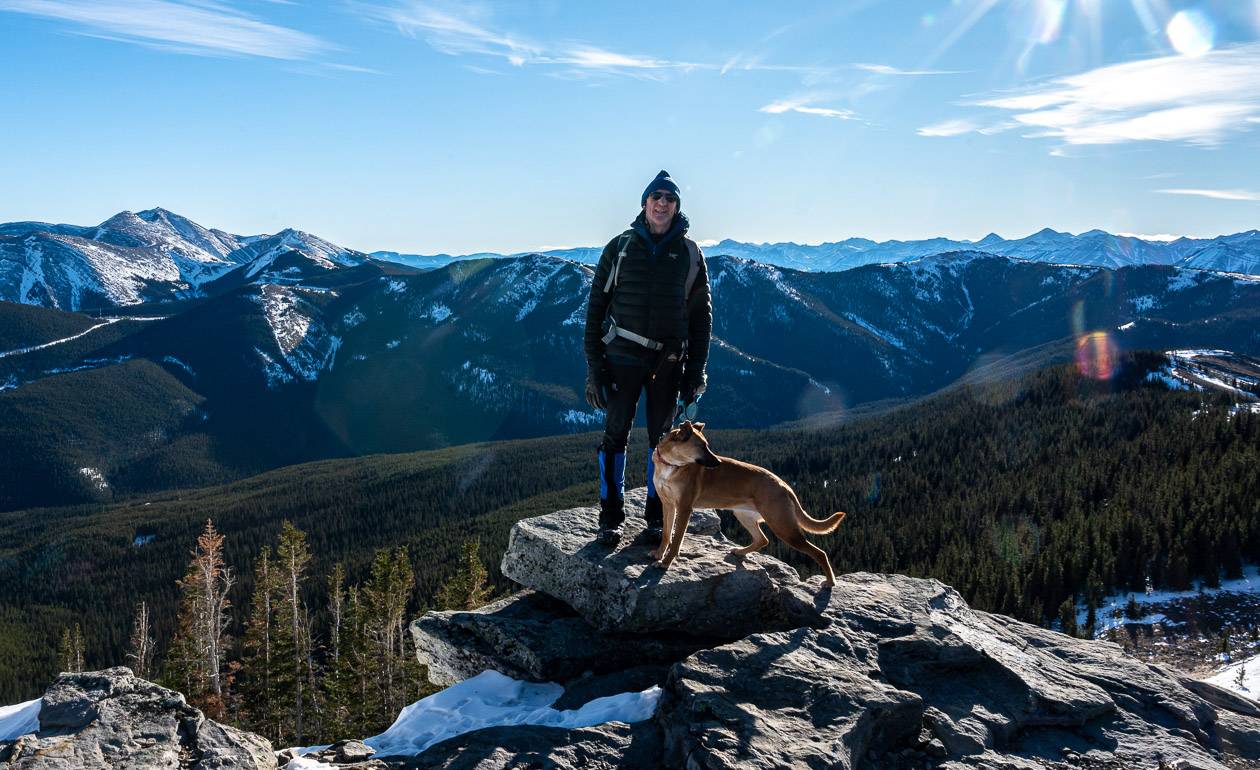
[416,303,452,323]
[257,286,340,382]
[349,670,657,759]
[133,534,156,547]
[0,319,122,359]
[1205,654,1260,700]
[1130,295,1157,312]
[162,356,195,376]
[0,699,41,741]
[342,309,366,327]
[1168,269,1204,292]
[78,467,108,491]
[1078,565,1260,638]
[559,409,601,426]
[843,313,906,350]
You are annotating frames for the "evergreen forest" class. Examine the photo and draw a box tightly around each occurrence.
[1,351,1257,740]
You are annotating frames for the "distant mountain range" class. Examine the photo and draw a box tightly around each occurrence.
[377,228,1260,275]
[1,227,1257,510]
[2,209,1259,312]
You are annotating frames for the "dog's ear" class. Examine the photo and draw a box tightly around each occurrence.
[693,422,705,432]
[679,422,693,439]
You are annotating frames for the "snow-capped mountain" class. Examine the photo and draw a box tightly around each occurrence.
[376,228,1260,276]
[695,228,1249,273]
[0,209,366,310]
[1,249,1257,510]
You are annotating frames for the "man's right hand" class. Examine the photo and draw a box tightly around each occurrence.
[585,364,611,410]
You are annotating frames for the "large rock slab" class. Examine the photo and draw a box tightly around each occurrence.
[499,487,827,638]
[393,721,662,770]
[7,667,275,770]
[411,589,718,687]
[655,572,1260,770]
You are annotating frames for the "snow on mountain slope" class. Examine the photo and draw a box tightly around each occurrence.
[256,285,343,385]
[92,208,245,285]
[0,210,365,309]
[236,229,364,278]
[0,232,182,308]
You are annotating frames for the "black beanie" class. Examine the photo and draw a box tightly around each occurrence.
[641,170,681,207]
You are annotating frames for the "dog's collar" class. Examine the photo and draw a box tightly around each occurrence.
[652,447,689,468]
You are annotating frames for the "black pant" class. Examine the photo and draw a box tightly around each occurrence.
[597,356,682,529]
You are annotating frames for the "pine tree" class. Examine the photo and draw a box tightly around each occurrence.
[274,521,313,745]
[363,547,421,724]
[320,563,354,741]
[125,601,155,680]
[1057,598,1078,637]
[240,547,281,743]
[164,519,234,719]
[436,539,491,611]
[57,624,84,673]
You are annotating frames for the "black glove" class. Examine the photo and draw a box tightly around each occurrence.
[681,369,706,405]
[585,364,612,410]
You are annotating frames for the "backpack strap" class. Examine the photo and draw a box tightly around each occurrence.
[684,239,703,299]
[602,232,634,293]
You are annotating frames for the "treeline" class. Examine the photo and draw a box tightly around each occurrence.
[53,520,491,746]
[3,351,1258,702]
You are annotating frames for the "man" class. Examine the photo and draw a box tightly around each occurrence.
[583,170,712,545]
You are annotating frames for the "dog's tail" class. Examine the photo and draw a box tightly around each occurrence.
[796,509,846,535]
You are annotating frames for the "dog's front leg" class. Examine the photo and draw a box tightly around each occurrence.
[661,504,693,568]
[652,496,676,563]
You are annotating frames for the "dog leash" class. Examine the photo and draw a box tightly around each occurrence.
[673,394,701,425]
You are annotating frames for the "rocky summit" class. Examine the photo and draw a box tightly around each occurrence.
[0,667,274,769]
[10,493,1260,769]
[409,491,1260,769]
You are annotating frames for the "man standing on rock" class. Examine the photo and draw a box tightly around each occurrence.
[584,170,712,546]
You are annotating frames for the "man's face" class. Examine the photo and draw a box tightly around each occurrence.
[643,190,678,233]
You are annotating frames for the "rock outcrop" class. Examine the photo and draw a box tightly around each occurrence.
[1,666,275,769]
[409,492,1260,769]
[498,489,825,638]
[9,494,1260,769]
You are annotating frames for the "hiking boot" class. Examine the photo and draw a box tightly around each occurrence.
[596,527,622,547]
[638,525,663,545]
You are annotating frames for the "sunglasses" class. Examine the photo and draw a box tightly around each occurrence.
[648,191,679,204]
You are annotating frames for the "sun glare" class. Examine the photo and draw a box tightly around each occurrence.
[1166,10,1215,57]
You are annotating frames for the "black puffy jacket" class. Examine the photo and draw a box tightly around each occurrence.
[584,212,712,388]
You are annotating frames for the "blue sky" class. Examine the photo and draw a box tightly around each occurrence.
[2,0,1259,254]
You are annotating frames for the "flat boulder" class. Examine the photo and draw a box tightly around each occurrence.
[411,590,717,687]
[7,667,274,770]
[498,487,826,638]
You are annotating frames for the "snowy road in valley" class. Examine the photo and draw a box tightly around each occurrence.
[0,316,165,359]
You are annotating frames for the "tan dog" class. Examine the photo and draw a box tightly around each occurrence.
[650,421,845,585]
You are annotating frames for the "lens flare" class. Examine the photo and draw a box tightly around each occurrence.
[1075,331,1118,380]
[1167,10,1214,57]
[1070,299,1087,337]
[1032,0,1068,43]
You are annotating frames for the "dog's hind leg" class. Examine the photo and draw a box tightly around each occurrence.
[731,508,770,557]
[781,529,836,586]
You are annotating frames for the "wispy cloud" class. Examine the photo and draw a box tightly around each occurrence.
[855,63,965,76]
[0,0,331,59]
[917,118,979,137]
[972,43,1260,147]
[760,97,857,120]
[364,1,699,77]
[1157,188,1260,201]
